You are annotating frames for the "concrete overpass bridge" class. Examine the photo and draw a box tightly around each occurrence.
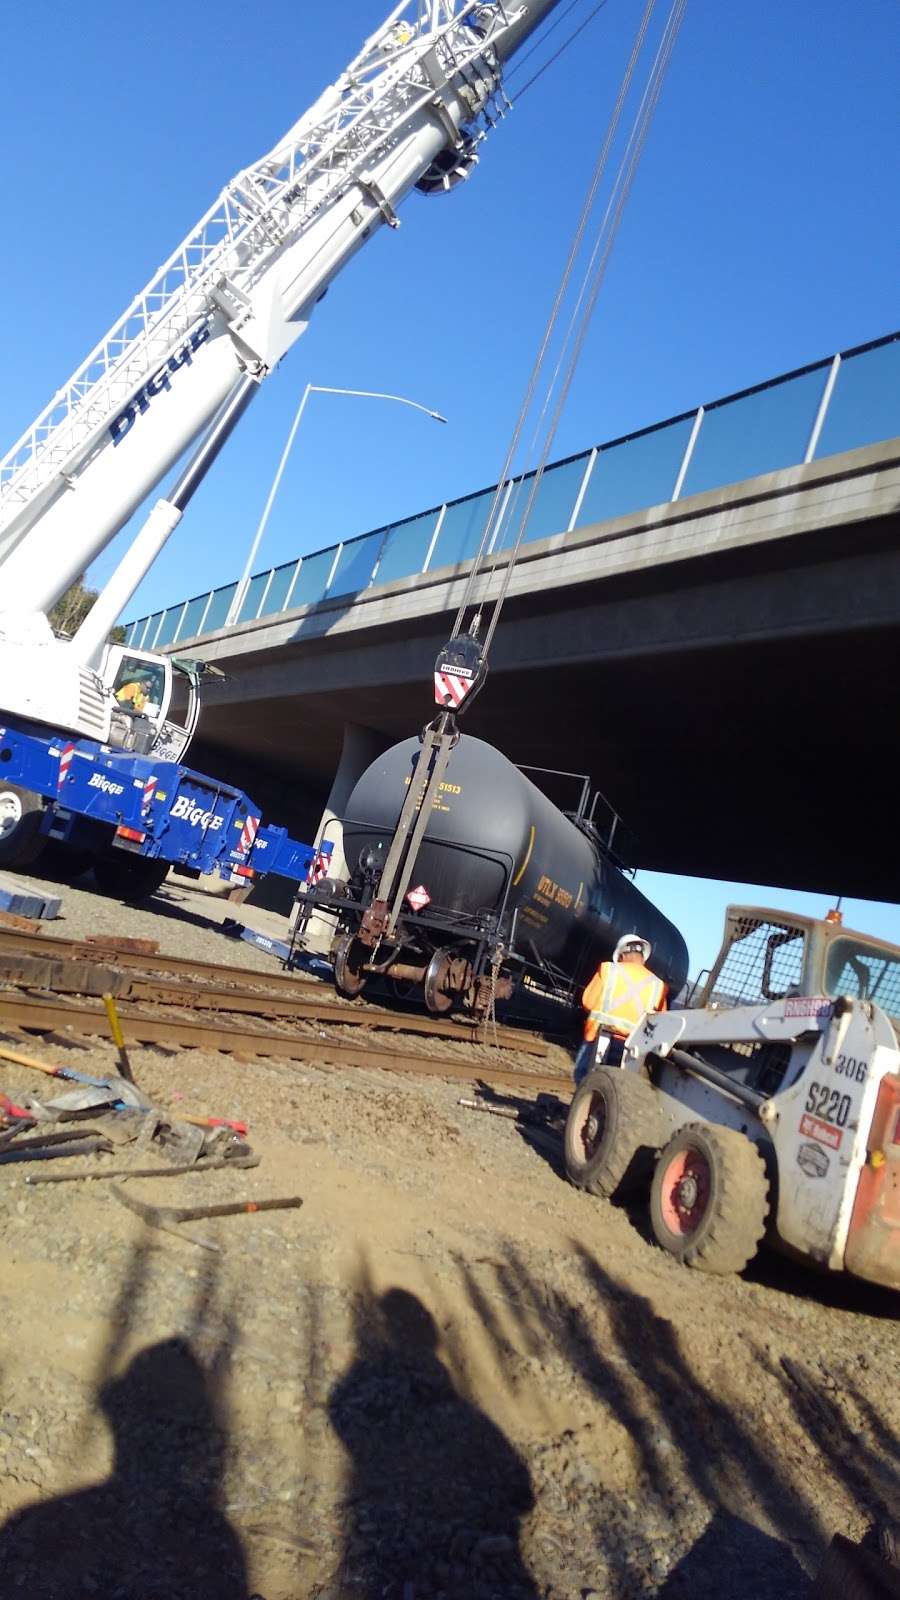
[125,331,900,900]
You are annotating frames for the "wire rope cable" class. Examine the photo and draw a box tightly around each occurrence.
[481,0,687,656]
[510,0,612,99]
[474,0,682,656]
[449,0,659,638]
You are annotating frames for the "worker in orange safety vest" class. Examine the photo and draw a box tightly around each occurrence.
[574,934,668,1084]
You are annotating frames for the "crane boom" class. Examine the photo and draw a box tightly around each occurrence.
[0,1,561,618]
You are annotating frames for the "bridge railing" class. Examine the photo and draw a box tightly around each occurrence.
[124,329,900,652]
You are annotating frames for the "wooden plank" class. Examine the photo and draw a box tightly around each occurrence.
[84,934,160,956]
[0,908,43,935]
[0,953,129,997]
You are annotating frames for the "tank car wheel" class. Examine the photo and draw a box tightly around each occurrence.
[423,950,454,1014]
[564,1067,662,1199]
[334,934,369,998]
[650,1122,769,1275]
[0,785,47,869]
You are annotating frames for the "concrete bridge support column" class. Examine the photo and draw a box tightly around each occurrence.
[291,721,387,954]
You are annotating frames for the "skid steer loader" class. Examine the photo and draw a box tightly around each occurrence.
[564,905,900,1286]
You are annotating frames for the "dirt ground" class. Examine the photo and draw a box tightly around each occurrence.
[0,875,897,1599]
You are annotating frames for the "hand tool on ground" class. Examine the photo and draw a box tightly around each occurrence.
[25,1150,260,1186]
[181,1114,249,1136]
[110,1184,302,1250]
[0,1119,36,1150]
[1,1089,35,1123]
[102,992,137,1085]
[0,1128,114,1165]
[0,1042,147,1107]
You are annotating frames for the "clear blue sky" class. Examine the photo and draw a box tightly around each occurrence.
[2,0,898,967]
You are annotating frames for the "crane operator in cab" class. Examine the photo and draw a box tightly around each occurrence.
[115,671,158,716]
[574,935,668,1084]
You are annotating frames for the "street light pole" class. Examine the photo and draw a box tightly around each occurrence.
[226,382,447,626]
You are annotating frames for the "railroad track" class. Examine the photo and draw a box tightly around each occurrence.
[0,942,549,1057]
[0,925,323,996]
[0,987,571,1099]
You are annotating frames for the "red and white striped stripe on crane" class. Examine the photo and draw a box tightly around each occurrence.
[56,743,75,789]
[306,849,330,885]
[434,668,475,709]
[238,814,260,856]
[141,776,158,817]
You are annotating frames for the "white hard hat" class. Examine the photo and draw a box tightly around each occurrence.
[614,934,651,962]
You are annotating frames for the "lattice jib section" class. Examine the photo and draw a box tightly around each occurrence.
[0,1,512,521]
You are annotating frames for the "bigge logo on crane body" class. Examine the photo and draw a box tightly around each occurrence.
[88,773,125,796]
[109,322,212,447]
[170,795,225,831]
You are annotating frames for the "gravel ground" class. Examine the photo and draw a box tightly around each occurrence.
[0,874,898,1599]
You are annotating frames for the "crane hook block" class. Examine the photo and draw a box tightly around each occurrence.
[433,632,487,713]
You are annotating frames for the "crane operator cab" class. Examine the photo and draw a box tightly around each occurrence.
[102,646,201,762]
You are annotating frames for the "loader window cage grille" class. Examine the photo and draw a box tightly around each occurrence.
[702,916,805,1008]
[825,938,900,1025]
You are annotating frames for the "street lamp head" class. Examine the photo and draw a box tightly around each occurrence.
[429,411,448,424]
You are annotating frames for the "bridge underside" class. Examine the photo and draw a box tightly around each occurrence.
[189,504,900,902]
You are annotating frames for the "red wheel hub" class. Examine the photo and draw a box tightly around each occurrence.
[660,1148,710,1236]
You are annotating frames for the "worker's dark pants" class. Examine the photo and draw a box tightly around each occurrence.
[574,1032,624,1085]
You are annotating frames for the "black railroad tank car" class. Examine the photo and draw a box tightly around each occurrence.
[341,733,688,997]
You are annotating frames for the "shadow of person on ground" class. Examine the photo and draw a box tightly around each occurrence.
[325,1283,539,1600]
[655,1507,810,1599]
[452,1241,829,1597]
[0,1337,248,1599]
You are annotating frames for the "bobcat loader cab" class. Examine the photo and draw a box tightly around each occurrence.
[565,905,900,1290]
[694,904,900,1027]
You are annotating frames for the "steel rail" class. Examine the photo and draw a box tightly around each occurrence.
[0,932,550,1055]
[0,989,569,1098]
[0,934,550,1056]
[122,977,548,1055]
[0,925,323,993]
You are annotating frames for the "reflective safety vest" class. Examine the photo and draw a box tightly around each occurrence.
[582,961,667,1041]
[116,681,148,712]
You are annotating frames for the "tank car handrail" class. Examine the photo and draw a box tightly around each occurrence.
[516,764,591,820]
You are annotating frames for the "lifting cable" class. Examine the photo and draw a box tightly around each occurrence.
[481,0,687,656]
[450,0,687,656]
[506,0,612,100]
[449,0,659,637]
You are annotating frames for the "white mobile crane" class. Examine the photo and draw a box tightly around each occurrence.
[0,0,562,758]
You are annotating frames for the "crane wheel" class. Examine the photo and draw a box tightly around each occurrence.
[650,1122,769,1276]
[564,1067,663,1199]
[93,855,169,903]
[0,785,47,869]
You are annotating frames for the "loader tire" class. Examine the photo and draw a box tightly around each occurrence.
[0,785,46,869]
[564,1067,662,1199]
[650,1122,769,1276]
[93,855,169,903]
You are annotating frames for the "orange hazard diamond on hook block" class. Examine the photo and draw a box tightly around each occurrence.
[406,885,431,911]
